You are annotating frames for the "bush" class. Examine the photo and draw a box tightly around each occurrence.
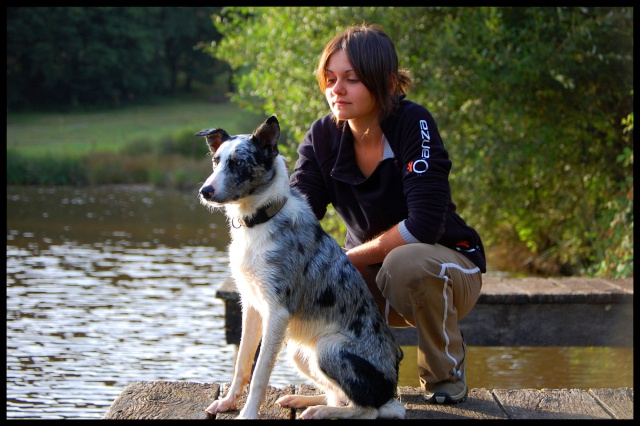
[6,148,88,186]
[157,129,209,159]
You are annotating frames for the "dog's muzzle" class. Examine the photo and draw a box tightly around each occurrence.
[200,185,215,201]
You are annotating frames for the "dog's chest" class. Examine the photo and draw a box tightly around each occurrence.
[228,227,277,268]
[228,228,281,303]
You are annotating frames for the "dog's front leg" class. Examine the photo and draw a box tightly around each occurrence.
[206,303,262,415]
[238,306,290,419]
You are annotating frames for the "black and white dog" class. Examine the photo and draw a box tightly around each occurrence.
[197,116,405,419]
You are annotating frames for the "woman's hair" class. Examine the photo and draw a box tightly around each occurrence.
[316,23,412,123]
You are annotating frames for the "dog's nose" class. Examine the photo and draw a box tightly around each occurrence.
[200,185,215,200]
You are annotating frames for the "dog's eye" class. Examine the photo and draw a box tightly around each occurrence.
[230,158,245,169]
[212,156,220,167]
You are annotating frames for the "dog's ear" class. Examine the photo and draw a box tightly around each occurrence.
[252,115,280,155]
[195,128,230,153]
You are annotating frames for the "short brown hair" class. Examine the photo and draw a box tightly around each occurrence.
[316,23,412,123]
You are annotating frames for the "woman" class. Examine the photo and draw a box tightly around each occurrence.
[290,23,486,404]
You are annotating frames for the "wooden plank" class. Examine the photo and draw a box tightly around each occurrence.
[589,387,634,420]
[218,277,633,304]
[548,277,632,303]
[103,381,219,419]
[507,277,574,303]
[104,382,633,419]
[493,388,613,419]
[213,383,295,420]
[601,278,634,293]
[216,277,633,347]
[221,298,242,345]
[398,386,508,419]
[478,277,529,304]
[215,277,238,300]
[286,384,509,419]
[460,302,633,346]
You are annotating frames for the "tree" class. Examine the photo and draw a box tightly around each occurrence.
[209,6,633,277]
[6,7,224,110]
[154,7,227,93]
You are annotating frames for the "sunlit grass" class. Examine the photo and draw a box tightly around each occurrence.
[6,98,265,188]
[6,100,264,157]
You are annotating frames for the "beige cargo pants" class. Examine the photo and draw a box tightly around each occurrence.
[359,243,483,391]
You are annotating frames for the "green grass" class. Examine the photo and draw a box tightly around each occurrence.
[6,99,265,158]
[6,97,268,188]
[5,95,350,240]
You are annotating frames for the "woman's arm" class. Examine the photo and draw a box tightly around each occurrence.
[345,223,406,271]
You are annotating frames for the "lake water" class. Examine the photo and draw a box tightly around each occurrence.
[6,185,633,419]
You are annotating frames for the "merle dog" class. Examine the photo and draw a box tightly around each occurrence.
[197,116,405,419]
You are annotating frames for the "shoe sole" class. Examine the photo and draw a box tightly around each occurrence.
[425,390,468,404]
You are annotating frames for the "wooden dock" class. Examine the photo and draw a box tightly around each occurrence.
[216,276,633,347]
[103,381,634,419]
[104,277,633,420]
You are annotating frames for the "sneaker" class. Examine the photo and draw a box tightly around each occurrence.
[424,335,468,404]
[423,379,468,404]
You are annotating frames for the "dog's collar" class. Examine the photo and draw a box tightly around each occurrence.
[236,197,288,228]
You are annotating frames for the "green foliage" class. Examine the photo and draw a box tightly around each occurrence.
[586,114,633,278]
[157,129,210,159]
[209,7,381,157]
[7,7,225,111]
[82,152,205,189]
[7,148,88,186]
[6,101,261,190]
[122,130,206,159]
[210,7,633,277]
[6,99,264,158]
[85,152,149,185]
[6,148,209,191]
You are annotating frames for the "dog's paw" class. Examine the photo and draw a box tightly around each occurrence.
[299,404,381,420]
[378,400,406,419]
[275,394,296,408]
[237,407,259,419]
[205,397,236,415]
[298,405,330,420]
[277,394,327,409]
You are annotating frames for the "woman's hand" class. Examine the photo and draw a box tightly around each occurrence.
[345,223,406,269]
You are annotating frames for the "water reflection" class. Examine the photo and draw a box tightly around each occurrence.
[6,186,633,419]
[398,345,633,390]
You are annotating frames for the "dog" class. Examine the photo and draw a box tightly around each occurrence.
[196,115,405,419]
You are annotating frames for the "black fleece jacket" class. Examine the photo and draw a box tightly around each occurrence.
[290,99,486,273]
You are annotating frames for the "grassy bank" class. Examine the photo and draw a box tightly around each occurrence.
[6,98,264,188]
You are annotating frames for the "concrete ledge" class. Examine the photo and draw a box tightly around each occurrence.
[104,381,634,420]
[215,277,633,347]
[391,277,633,346]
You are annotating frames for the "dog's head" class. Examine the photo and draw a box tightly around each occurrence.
[197,115,281,207]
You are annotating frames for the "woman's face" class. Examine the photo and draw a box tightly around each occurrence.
[324,50,377,123]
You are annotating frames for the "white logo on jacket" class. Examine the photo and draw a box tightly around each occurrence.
[407,119,430,174]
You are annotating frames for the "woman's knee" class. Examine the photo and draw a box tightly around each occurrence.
[380,244,442,285]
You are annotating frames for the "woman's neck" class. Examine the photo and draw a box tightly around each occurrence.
[349,119,383,148]
[349,119,385,178]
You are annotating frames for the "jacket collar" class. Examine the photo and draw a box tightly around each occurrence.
[330,125,367,185]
